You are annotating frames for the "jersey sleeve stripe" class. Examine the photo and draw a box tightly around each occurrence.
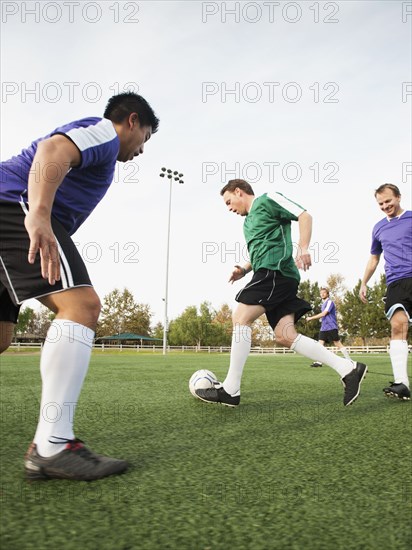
[266,191,305,217]
[57,119,117,152]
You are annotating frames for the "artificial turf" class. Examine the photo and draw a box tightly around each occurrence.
[1,353,411,550]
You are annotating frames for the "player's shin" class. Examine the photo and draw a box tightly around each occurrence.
[33,319,94,457]
[389,340,410,387]
[291,334,353,378]
[223,325,252,396]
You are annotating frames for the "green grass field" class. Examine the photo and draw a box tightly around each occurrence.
[1,353,411,550]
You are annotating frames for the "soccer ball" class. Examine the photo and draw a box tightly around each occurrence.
[189,369,218,397]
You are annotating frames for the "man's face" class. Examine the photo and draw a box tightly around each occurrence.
[320,289,329,300]
[222,189,248,216]
[375,189,402,219]
[117,115,152,162]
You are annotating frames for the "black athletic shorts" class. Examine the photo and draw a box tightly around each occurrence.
[384,277,412,322]
[319,329,340,343]
[235,268,311,329]
[0,201,92,323]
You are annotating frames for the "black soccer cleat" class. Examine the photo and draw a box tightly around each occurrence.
[195,385,240,407]
[341,362,368,406]
[310,361,323,368]
[383,382,411,401]
[24,439,128,481]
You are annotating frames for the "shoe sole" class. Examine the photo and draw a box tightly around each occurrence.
[24,462,128,481]
[384,391,411,401]
[195,394,239,408]
[345,365,368,407]
[25,468,128,481]
[25,469,50,481]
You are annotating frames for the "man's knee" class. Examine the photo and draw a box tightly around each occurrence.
[72,291,101,328]
[232,312,253,327]
[390,309,409,339]
[274,330,290,347]
[83,292,101,321]
[274,323,296,347]
[391,322,409,339]
[40,287,101,329]
[0,322,15,354]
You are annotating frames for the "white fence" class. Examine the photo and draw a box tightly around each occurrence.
[7,342,397,354]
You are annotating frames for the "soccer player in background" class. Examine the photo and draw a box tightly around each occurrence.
[306,287,351,367]
[196,180,367,408]
[359,183,411,400]
[0,93,159,479]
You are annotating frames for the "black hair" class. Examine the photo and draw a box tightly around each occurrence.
[103,92,159,132]
[220,179,255,196]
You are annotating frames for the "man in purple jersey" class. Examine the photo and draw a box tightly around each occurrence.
[360,183,412,401]
[0,93,159,479]
[306,287,351,367]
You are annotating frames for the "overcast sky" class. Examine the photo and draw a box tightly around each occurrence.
[1,0,411,325]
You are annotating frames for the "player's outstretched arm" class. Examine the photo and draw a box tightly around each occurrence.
[307,310,328,322]
[359,254,380,303]
[229,263,252,284]
[295,211,312,271]
[25,135,81,285]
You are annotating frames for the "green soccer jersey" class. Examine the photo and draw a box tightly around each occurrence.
[243,192,305,282]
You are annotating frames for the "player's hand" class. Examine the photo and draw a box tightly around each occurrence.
[229,265,245,284]
[24,212,60,285]
[295,250,312,272]
[306,316,313,322]
[359,284,368,304]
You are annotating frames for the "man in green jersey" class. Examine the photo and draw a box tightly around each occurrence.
[196,179,367,407]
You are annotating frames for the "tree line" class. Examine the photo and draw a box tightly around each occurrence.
[15,274,406,345]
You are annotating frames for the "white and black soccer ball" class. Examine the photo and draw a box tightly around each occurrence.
[189,369,218,397]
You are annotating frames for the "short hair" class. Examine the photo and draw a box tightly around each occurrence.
[220,179,255,196]
[374,183,401,197]
[320,287,330,296]
[103,92,159,132]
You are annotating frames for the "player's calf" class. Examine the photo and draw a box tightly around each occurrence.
[0,322,15,354]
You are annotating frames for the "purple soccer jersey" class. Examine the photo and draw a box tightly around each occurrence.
[370,210,412,285]
[320,298,338,331]
[0,117,119,235]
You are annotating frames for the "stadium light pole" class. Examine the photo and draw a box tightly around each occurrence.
[159,167,184,355]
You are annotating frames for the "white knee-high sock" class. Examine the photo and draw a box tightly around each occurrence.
[34,319,94,457]
[389,340,409,387]
[340,346,351,360]
[223,325,252,396]
[291,334,354,378]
